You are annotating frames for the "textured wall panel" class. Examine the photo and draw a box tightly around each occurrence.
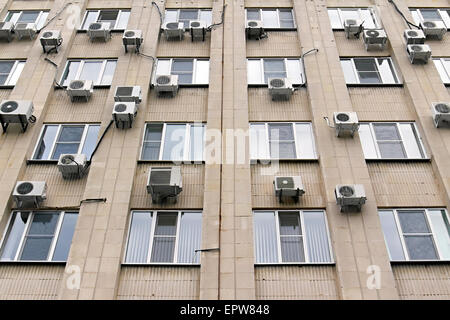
[368,162,444,207]
[166,0,213,8]
[246,32,301,57]
[0,264,65,300]
[392,264,450,300]
[327,0,372,6]
[69,34,124,58]
[87,0,132,9]
[157,35,210,57]
[255,266,338,300]
[334,32,389,57]
[0,89,11,101]
[0,42,32,60]
[117,266,200,299]
[248,88,310,121]
[251,162,325,208]
[10,1,53,10]
[406,0,449,8]
[246,0,293,7]
[349,87,414,121]
[131,163,204,209]
[147,88,208,122]
[426,34,450,57]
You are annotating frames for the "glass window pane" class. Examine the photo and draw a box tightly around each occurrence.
[264,59,285,73]
[164,10,178,23]
[280,237,304,262]
[145,123,163,141]
[420,9,440,20]
[81,125,100,160]
[0,75,7,85]
[100,61,117,85]
[354,59,381,84]
[360,9,376,29]
[81,11,99,30]
[247,9,260,21]
[62,61,81,86]
[433,59,450,84]
[340,9,359,22]
[20,237,53,261]
[373,124,400,140]
[179,9,198,20]
[377,142,406,158]
[295,123,316,159]
[19,11,39,23]
[190,125,204,162]
[28,212,59,235]
[116,10,130,29]
[172,59,193,84]
[199,10,212,26]
[262,9,278,28]
[404,236,438,260]
[34,125,58,160]
[410,10,421,25]
[142,142,161,160]
[328,9,342,29]
[162,124,186,161]
[177,212,202,263]
[79,61,102,84]
[358,71,381,84]
[279,9,294,28]
[247,59,263,84]
[358,124,378,159]
[194,60,210,85]
[398,123,423,159]
[379,210,405,261]
[52,213,78,261]
[7,61,25,86]
[354,58,378,72]
[151,237,175,262]
[52,144,80,160]
[36,12,49,30]
[279,212,301,236]
[270,141,296,159]
[286,59,303,84]
[377,58,398,84]
[253,211,278,263]
[154,213,177,236]
[125,211,153,263]
[5,12,20,24]
[58,126,84,142]
[0,212,29,261]
[398,210,430,233]
[341,59,357,84]
[155,59,171,75]
[98,10,118,29]
[428,210,450,260]
[303,211,332,263]
[0,61,14,74]
[269,123,294,140]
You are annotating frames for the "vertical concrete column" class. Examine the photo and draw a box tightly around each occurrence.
[58,0,165,300]
[219,0,255,300]
[199,0,224,300]
[293,0,399,299]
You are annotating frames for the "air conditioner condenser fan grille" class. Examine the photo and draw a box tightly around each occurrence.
[157,76,171,85]
[70,81,85,89]
[115,104,127,112]
[17,182,34,195]
[1,101,19,113]
[150,171,171,185]
[366,30,379,37]
[125,31,135,37]
[270,79,285,88]
[61,155,75,165]
[411,45,423,51]
[42,32,53,38]
[276,177,295,189]
[339,186,354,197]
[423,21,436,28]
[191,22,200,28]
[89,23,102,30]
[248,21,258,27]
[435,104,450,113]
[166,22,180,29]
[407,31,418,37]
[116,87,133,96]
[336,113,350,122]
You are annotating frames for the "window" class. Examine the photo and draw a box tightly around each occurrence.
[358,122,426,160]
[80,9,130,30]
[141,123,205,162]
[250,123,316,160]
[4,10,49,30]
[154,59,209,85]
[164,9,212,29]
[327,8,379,30]
[61,59,117,87]
[379,209,450,261]
[433,58,450,85]
[124,211,202,264]
[410,8,450,29]
[33,124,100,161]
[0,60,25,87]
[0,211,78,262]
[340,58,400,85]
[247,58,304,85]
[253,210,333,264]
[246,8,296,29]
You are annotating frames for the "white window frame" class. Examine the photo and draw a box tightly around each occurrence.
[123,210,202,265]
[409,8,450,29]
[380,208,450,262]
[80,9,131,30]
[253,210,334,265]
[140,123,206,161]
[433,58,450,85]
[32,123,100,160]
[327,7,380,30]
[3,10,49,30]
[341,57,401,85]
[0,60,25,87]
[250,122,317,160]
[359,122,427,160]
[0,211,77,262]
[154,58,210,85]
[247,58,305,85]
[164,8,212,28]
[60,59,117,87]
[245,8,296,29]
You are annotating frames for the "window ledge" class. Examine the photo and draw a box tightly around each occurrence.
[365,158,431,162]
[255,262,335,267]
[0,260,66,265]
[251,159,319,164]
[247,84,305,88]
[0,85,14,89]
[121,263,201,267]
[76,29,125,33]
[56,85,112,90]
[391,260,450,265]
[346,83,404,88]
[137,160,205,164]
[263,28,298,32]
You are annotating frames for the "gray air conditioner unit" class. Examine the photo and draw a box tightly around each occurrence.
[67,80,94,102]
[123,29,143,53]
[57,153,88,179]
[344,19,363,39]
[0,21,14,42]
[363,29,387,50]
[420,20,447,40]
[333,112,359,137]
[112,102,138,129]
[40,30,63,53]
[14,23,37,40]
[13,181,47,208]
[114,86,142,104]
[0,100,35,133]
[403,29,426,45]
[147,166,183,204]
[162,22,184,41]
[432,102,450,128]
[154,74,179,97]
[407,44,431,64]
[246,20,265,39]
[189,20,207,41]
[273,176,305,203]
[87,22,111,41]
[335,184,367,212]
[268,78,294,101]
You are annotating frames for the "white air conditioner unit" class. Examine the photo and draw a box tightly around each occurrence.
[407,44,431,64]
[112,102,138,129]
[333,112,359,137]
[123,29,143,53]
[403,29,426,45]
[154,74,179,97]
[0,100,34,133]
[335,184,367,212]
[268,78,294,101]
[87,22,111,41]
[246,20,265,39]
[273,176,305,203]
[363,28,387,50]
[40,30,63,53]
[14,23,37,40]
[189,20,207,41]
[162,22,184,41]
[432,102,450,128]
[66,80,94,102]
[0,21,14,42]
[344,19,363,39]
[420,20,447,40]
[13,181,47,208]
[147,166,183,204]
[114,86,142,104]
[57,153,87,179]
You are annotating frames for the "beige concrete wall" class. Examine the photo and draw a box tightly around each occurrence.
[157,34,210,57]
[247,32,301,57]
